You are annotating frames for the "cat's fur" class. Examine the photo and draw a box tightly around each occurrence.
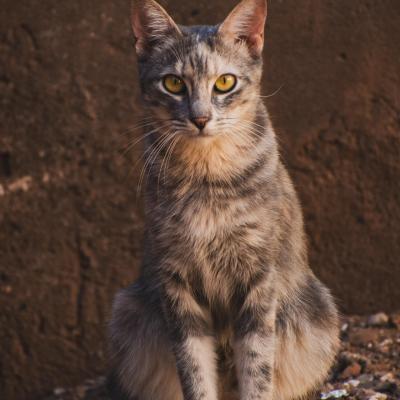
[108,0,340,399]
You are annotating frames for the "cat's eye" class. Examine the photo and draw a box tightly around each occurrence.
[163,75,186,95]
[214,74,237,93]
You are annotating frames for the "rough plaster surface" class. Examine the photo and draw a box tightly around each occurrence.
[0,1,399,399]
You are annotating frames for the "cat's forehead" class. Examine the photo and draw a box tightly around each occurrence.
[163,35,249,80]
[175,42,236,79]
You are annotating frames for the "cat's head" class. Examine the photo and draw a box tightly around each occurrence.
[131,0,267,141]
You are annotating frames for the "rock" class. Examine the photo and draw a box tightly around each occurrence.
[75,385,88,398]
[361,388,378,397]
[358,374,375,389]
[1,285,12,294]
[359,374,374,383]
[378,338,393,348]
[341,323,349,333]
[367,312,389,327]
[350,329,380,346]
[339,362,362,379]
[320,389,349,399]
[7,176,33,193]
[343,379,360,389]
[356,389,387,400]
[368,393,387,400]
[375,380,397,394]
[379,372,395,382]
[53,388,66,396]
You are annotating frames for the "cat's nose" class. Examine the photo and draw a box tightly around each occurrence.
[190,116,209,130]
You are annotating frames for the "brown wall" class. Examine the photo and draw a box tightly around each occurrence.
[1,1,399,399]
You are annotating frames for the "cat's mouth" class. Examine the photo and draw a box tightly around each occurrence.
[169,119,222,139]
[187,122,220,138]
[180,126,215,139]
[196,129,214,138]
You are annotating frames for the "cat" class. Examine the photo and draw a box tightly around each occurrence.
[108,0,340,399]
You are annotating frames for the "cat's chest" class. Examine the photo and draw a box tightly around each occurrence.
[176,190,255,244]
[173,192,269,275]
[158,189,272,308]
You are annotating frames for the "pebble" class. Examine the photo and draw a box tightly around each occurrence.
[1,285,12,294]
[8,176,32,193]
[379,372,395,382]
[341,323,349,332]
[368,393,387,400]
[368,312,389,327]
[344,379,360,389]
[339,362,362,379]
[350,329,379,346]
[75,385,87,398]
[375,380,397,394]
[358,374,375,389]
[53,388,66,396]
[359,374,375,384]
[320,389,349,399]
[379,338,393,348]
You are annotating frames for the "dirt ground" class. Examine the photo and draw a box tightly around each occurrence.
[42,312,400,400]
[1,0,400,399]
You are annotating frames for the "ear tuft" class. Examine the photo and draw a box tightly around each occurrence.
[131,0,182,57]
[218,0,267,57]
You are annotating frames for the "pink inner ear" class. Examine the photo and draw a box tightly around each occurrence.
[247,33,264,48]
[131,7,147,45]
[131,1,182,56]
[219,0,267,54]
[234,32,263,55]
[251,10,267,37]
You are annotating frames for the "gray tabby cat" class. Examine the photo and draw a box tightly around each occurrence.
[108,0,340,399]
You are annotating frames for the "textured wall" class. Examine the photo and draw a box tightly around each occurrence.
[0,1,399,399]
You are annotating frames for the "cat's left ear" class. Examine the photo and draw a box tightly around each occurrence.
[218,0,267,57]
[131,0,182,58]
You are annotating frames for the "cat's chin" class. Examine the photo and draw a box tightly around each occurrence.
[185,129,219,140]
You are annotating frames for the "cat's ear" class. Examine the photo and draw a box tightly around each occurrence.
[218,0,267,57]
[131,0,182,57]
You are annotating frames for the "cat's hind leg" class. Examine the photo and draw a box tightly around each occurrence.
[108,283,183,400]
[272,275,340,400]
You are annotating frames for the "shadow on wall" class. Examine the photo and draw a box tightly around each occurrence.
[0,0,399,399]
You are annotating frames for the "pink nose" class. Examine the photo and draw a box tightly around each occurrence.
[191,117,209,130]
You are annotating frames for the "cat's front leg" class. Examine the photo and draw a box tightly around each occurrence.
[163,280,218,400]
[234,284,276,400]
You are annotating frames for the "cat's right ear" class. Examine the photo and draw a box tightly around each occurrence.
[218,0,267,57]
[131,0,182,58]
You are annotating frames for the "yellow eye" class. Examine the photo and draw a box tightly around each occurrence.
[163,75,186,94]
[214,74,237,93]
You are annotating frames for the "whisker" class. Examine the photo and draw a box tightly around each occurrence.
[120,122,155,137]
[118,118,155,136]
[157,133,180,195]
[137,132,170,192]
[119,117,181,137]
[257,84,284,99]
[120,123,171,157]
[219,117,266,132]
[220,121,266,142]
[137,130,175,198]
[145,132,178,198]
[164,135,181,184]
[127,128,170,187]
